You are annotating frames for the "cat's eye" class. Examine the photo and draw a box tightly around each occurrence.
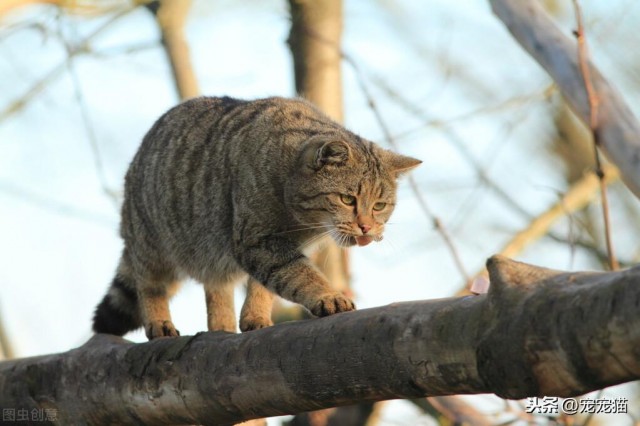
[373,202,387,211]
[340,194,356,206]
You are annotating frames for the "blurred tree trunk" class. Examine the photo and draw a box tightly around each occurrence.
[288,0,344,120]
[285,4,493,424]
[146,0,199,100]
[287,0,350,296]
[286,2,364,424]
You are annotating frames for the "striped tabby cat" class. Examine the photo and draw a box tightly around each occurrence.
[92,96,421,339]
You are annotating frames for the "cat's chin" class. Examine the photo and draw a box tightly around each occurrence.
[330,234,357,247]
[334,234,380,247]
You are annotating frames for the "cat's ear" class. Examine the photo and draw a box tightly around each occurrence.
[313,140,352,169]
[385,151,422,176]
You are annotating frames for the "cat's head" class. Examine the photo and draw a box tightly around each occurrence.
[287,134,421,248]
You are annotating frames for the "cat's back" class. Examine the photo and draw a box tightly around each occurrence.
[131,96,340,170]
[121,96,344,259]
[128,96,346,201]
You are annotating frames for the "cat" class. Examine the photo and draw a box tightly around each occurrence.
[92,96,421,340]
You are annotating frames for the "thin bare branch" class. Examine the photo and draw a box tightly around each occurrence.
[571,0,618,270]
[391,84,556,142]
[59,20,119,208]
[0,5,139,123]
[370,74,543,222]
[0,180,116,225]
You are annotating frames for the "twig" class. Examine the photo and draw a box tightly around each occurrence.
[546,229,632,268]
[0,5,139,123]
[0,179,116,226]
[390,84,556,141]
[571,0,618,271]
[370,74,542,222]
[57,10,120,208]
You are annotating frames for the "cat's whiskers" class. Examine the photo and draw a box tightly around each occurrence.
[301,229,333,250]
[273,223,334,236]
[327,227,340,246]
[329,227,352,248]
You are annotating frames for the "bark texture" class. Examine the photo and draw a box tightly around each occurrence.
[490,0,640,198]
[1,256,638,425]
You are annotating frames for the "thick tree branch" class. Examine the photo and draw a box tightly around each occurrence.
[1,257,638,425]
[490,0,640,199]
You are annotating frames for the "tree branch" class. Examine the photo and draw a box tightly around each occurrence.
[489,0,640,199]
[1,256,638,425]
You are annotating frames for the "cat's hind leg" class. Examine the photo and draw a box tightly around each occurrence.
[139,277,182,340]
[239,278,274,332]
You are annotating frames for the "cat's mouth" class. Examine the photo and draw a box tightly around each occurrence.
[336,233,383,247]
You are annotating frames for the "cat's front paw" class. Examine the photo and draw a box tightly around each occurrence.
[311,293,356,317]
[145,320,180,340]
[239,315,274,332]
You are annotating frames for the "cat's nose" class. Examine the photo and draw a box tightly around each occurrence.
[358,224,371,234]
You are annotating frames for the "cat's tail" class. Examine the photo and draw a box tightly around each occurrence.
[92,269,142,336]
